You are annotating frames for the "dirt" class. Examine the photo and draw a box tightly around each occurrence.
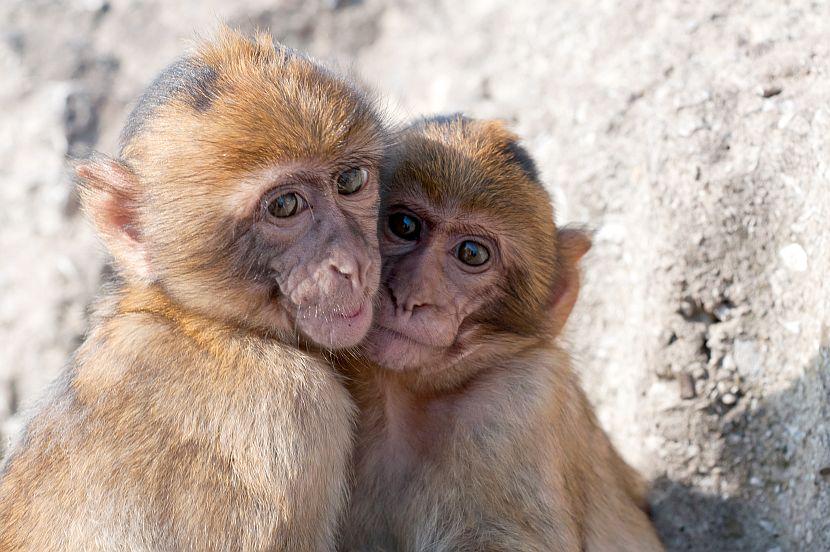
[1,1,828,550]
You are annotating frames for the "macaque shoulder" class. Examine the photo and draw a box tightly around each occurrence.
[453,344,578,429]
[72,301,353,450]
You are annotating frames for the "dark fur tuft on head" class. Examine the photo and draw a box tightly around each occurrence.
[501,139,540,183]
[399,113,542,186]
[119,57,220,154]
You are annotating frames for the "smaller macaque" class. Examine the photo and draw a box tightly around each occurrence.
[0,29,386,551]
[341,115,663,551]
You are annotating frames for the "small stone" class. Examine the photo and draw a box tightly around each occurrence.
[721,392,737,405]
[758,519,774,532]
[819,466,830,478]
[734,339,762,378]
[713,302,731,321]
[783,320,801,334]
[779,243,808,272]
[679,372,696,399]
[759,85,783,98]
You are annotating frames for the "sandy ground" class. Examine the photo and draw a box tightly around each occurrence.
[1,1,828,550]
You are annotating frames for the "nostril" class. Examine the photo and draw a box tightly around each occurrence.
[386,282,399,310]
[330,263,354,281]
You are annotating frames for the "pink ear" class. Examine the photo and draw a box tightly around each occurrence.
[76,157,153,283]
[548,227,592,336]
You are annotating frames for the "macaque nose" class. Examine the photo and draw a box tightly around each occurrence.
[387,283,429,316]
[402,293,428,314]
[328,254,368,291]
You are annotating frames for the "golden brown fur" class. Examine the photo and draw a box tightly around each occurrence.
[340,116,663,551]
[0,29,386,551]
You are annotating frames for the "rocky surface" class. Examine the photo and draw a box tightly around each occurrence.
[1,1,828,550]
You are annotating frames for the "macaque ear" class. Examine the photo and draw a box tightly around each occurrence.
[547,226,592,336]
[75,156,153,283]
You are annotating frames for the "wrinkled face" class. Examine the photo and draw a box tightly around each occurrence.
[141,137,384,350]
[362,194,506,371]
[226,161,381,348]
[124,37,387,350]
[359,117,561,373]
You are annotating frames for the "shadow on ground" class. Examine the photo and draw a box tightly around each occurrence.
[652,350,830,551]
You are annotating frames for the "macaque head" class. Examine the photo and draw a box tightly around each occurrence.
[76,29,386,349]
[363,115,590,379]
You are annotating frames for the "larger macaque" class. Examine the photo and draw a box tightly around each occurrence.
[341,116,663,551]
[0,29,386,551]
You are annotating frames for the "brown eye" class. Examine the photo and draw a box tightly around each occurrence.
[457,240,490,266]
[268,192,303,218]
[337,167,368,195]
[388,212,420,241]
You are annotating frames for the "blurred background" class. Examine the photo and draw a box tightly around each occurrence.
[1,0,829,549]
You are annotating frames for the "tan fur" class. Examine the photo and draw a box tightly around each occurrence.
[1,287,354,550]
[0,28,386,551]
[341,116,663,551]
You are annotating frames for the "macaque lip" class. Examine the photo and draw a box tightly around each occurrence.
[376,325,443,349]
[291,298,374,349]
[365,322,480,374]
[339,304,365,319]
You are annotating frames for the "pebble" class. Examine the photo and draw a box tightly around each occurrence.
[782,320,801,334]
[734,339,762,378]
[679,372,696,399]
[713,302,731,321]
[759,84,783,98]
[778,243,808,272]
[722,392,738,405]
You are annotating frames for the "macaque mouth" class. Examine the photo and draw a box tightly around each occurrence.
[338,304,365,319]
[375,325,446,350]
[287,291,374,326]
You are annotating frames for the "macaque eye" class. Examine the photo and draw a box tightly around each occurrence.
[456,240,490,266]
[388,212,420,241]
[336,167,368,195]
[267,192,304,218]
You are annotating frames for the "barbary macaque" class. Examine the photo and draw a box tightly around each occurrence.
[0,29,386,551]
[341,116,663,551]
